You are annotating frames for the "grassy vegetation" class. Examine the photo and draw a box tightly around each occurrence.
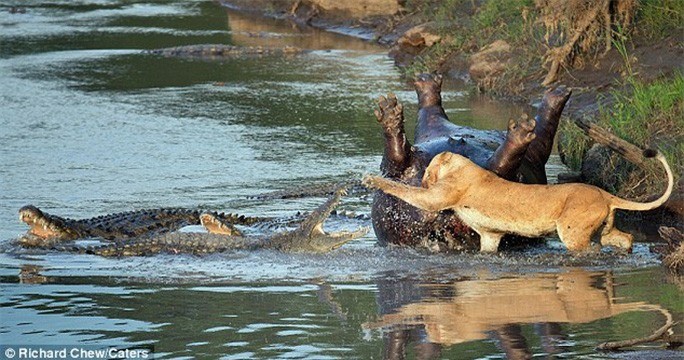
[606,75,684,147]
[561,73,683,196]
[470,0,532,46]
[558,120,592,171]
[400,0,682,93]
[637,0,684,39]
[400,0,539,93]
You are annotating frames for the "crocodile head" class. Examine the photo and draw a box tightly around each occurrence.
[272,184,369,253]
[18,205,80,246]
[199,212,243,236]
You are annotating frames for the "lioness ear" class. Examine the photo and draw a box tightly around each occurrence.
[421,167,438,188]
[422,154,446,188]
[420,169,437,189]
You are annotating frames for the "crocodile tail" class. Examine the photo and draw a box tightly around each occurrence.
[53,239,163,257]
[49,243,119,255]
[609,151,674,212]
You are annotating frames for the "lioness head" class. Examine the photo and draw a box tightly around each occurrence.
[421,152,470,188]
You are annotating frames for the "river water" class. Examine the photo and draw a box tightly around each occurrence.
[0,1,681,359]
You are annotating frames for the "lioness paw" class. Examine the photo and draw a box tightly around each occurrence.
[362,175,382,189]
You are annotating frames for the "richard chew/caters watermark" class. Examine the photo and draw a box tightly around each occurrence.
[1,346,154,359]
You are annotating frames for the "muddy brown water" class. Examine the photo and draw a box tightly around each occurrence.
[0,1,681,359]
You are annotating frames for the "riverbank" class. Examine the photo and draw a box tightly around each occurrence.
[217,0,683,228]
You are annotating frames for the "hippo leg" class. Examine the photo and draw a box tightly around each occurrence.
[372,94,429,247]
[523,86,572,183]
[486,86,572,183]
[376,93,413,178]
[486,115,537,181]
[413,73,460,143]
[492,324,533,360]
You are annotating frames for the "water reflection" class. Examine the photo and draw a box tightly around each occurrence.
[1,266,679,358]
[367,269,672,359]
[225,10,382,51]
[0,1,233,56]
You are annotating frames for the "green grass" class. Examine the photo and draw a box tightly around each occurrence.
[606,75,684,144]
[433,0,465,27]
[471,0,533,47]
[558,120,592,171]
[637,0,684,39]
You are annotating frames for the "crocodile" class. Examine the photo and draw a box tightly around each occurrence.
[18,202,369,246]
[35,186,368,256]
[17,205,269,247]
[143,44,305,58]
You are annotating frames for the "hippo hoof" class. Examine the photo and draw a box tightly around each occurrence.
[507,114,536,146]
[375,93,404,132]
[414,72,443,87]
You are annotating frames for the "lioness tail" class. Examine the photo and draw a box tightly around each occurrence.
[609,150,674,212]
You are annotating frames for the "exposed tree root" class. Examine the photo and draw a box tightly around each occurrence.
[572,117,648,167]
[536,0,637,85]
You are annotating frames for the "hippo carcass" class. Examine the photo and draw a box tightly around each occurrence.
[371,73,571,251]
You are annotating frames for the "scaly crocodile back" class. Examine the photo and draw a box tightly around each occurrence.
[76,209,274,239]
[52,233,265,257]
[75,208,200,239]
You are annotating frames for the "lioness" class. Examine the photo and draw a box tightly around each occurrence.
[363,150,674,253]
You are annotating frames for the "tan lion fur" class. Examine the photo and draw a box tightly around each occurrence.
[364,151,673,253]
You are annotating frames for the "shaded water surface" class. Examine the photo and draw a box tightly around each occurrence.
[0,1,681,359]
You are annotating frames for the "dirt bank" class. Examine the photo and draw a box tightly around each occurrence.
[217,0,683,232]
[217,0,400,40]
